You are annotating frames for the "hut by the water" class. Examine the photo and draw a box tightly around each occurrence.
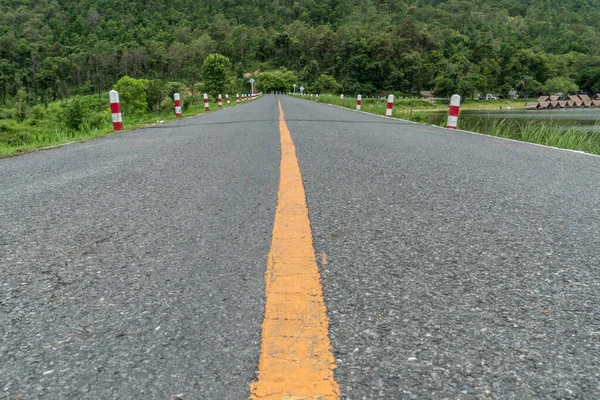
[525,102,540,110]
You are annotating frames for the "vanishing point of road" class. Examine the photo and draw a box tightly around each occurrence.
[1,95,599,399]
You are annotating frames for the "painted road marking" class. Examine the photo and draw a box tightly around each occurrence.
[250,101,339,399]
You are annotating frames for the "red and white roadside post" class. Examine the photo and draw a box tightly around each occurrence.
[386,94,394,117]
[447,94,461,129]
[356,94,362,111]
[242,94,246,102]
[340,94,344,103]
[236,94,240,104]
[109,90,122,131]
[174,93,182,117]
[226,94,230,106]
[204,93,209,111]
[218,94,222,108]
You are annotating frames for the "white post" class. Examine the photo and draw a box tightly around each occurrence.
[386,94,394,117]
[447,94,461,129]
[109,90,122,131]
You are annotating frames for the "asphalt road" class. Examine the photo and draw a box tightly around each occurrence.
[2,95,599,399]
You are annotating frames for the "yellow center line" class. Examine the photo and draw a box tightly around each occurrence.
[249,101,340,399]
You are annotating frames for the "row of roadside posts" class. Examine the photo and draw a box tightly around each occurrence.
[290,91,461,129]
[339,93,461,129]
[108,90,258,131]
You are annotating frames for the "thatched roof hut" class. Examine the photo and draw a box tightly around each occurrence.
[538,96,549,102]
[558,101,568,108]
[567,95,581,102]
[594,94,600,100]
[539,101,551,109]
[592,100,600,107]
[579,94,591,102]
[583,100,592,107]
[525,102,540,110]
[549,96,560,102]
[550,101,560,108]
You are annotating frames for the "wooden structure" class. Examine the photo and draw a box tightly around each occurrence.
[526,94,599,110]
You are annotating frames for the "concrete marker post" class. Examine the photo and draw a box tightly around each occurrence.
[174,93,182,117]
[340,94,344,103]
[356,94,362,111]
[109,90,122,131]
[204,93,209,111]
[447,94,461,129]
[386,94,394,117]
[236,94,240,104]
[218,94,223,108]
[226,94,230,106]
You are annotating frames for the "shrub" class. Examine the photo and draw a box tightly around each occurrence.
[63,97,86,130]
[113,76,148,115]
[0,120,35,146]
[30,104,47,121]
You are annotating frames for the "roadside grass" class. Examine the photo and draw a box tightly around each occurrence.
[291,94,599,155]
[0,95,251,158]
[458,118,600,155]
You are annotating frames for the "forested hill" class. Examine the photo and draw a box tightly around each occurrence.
[1,0,600,102]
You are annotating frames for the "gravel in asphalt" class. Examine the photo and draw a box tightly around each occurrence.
[281,95,600,400]
[1,99,280,399]
[2,94,599,399]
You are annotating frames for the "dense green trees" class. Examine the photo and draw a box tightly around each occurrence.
[202,54,232,97]
[0,0,599,108]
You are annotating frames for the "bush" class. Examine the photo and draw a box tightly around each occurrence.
[30,104,47,121]
[0,120,35,146]
[113,76,148,115]
[202,54,232,97]
[63,97,86,130]
[146,79,169,112]
[312,74,341,94]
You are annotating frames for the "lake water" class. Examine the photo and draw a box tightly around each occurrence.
[424,108,600,132]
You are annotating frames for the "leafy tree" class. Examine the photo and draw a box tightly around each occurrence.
[257,70,297,93]
[312,74,340,94]
[544,77,579,95]
[201,54,232,97]
[113,76,147,115]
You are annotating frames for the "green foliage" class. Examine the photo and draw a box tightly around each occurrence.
[312,74,341,94]
[146,80,169,112]
[202,54,232,97]
[113,76,148,115]
[0,119,34,146]
[257,70,297,93]
[544,77,579,95]
[12,89,27,122]
[63,97,86,131]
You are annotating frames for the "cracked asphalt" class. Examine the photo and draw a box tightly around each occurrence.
[1,95,599,399]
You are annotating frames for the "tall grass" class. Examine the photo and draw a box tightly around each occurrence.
[292,93,600,155]
[458,118,600,155]
[0,95,252,158]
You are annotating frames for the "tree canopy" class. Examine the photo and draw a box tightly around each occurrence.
[1,0,599,104]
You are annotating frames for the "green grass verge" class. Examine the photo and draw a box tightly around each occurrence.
[0,96,256,158]
[458,118,600,155]
[290,94,600,155]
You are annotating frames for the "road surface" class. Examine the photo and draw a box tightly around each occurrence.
[1,95,599,399]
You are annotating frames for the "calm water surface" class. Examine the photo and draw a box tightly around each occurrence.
[426,108,600,131]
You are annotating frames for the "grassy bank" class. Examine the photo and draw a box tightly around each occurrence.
[0,94,251,158]
[291,94,599,155]
[458,118,600,155]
